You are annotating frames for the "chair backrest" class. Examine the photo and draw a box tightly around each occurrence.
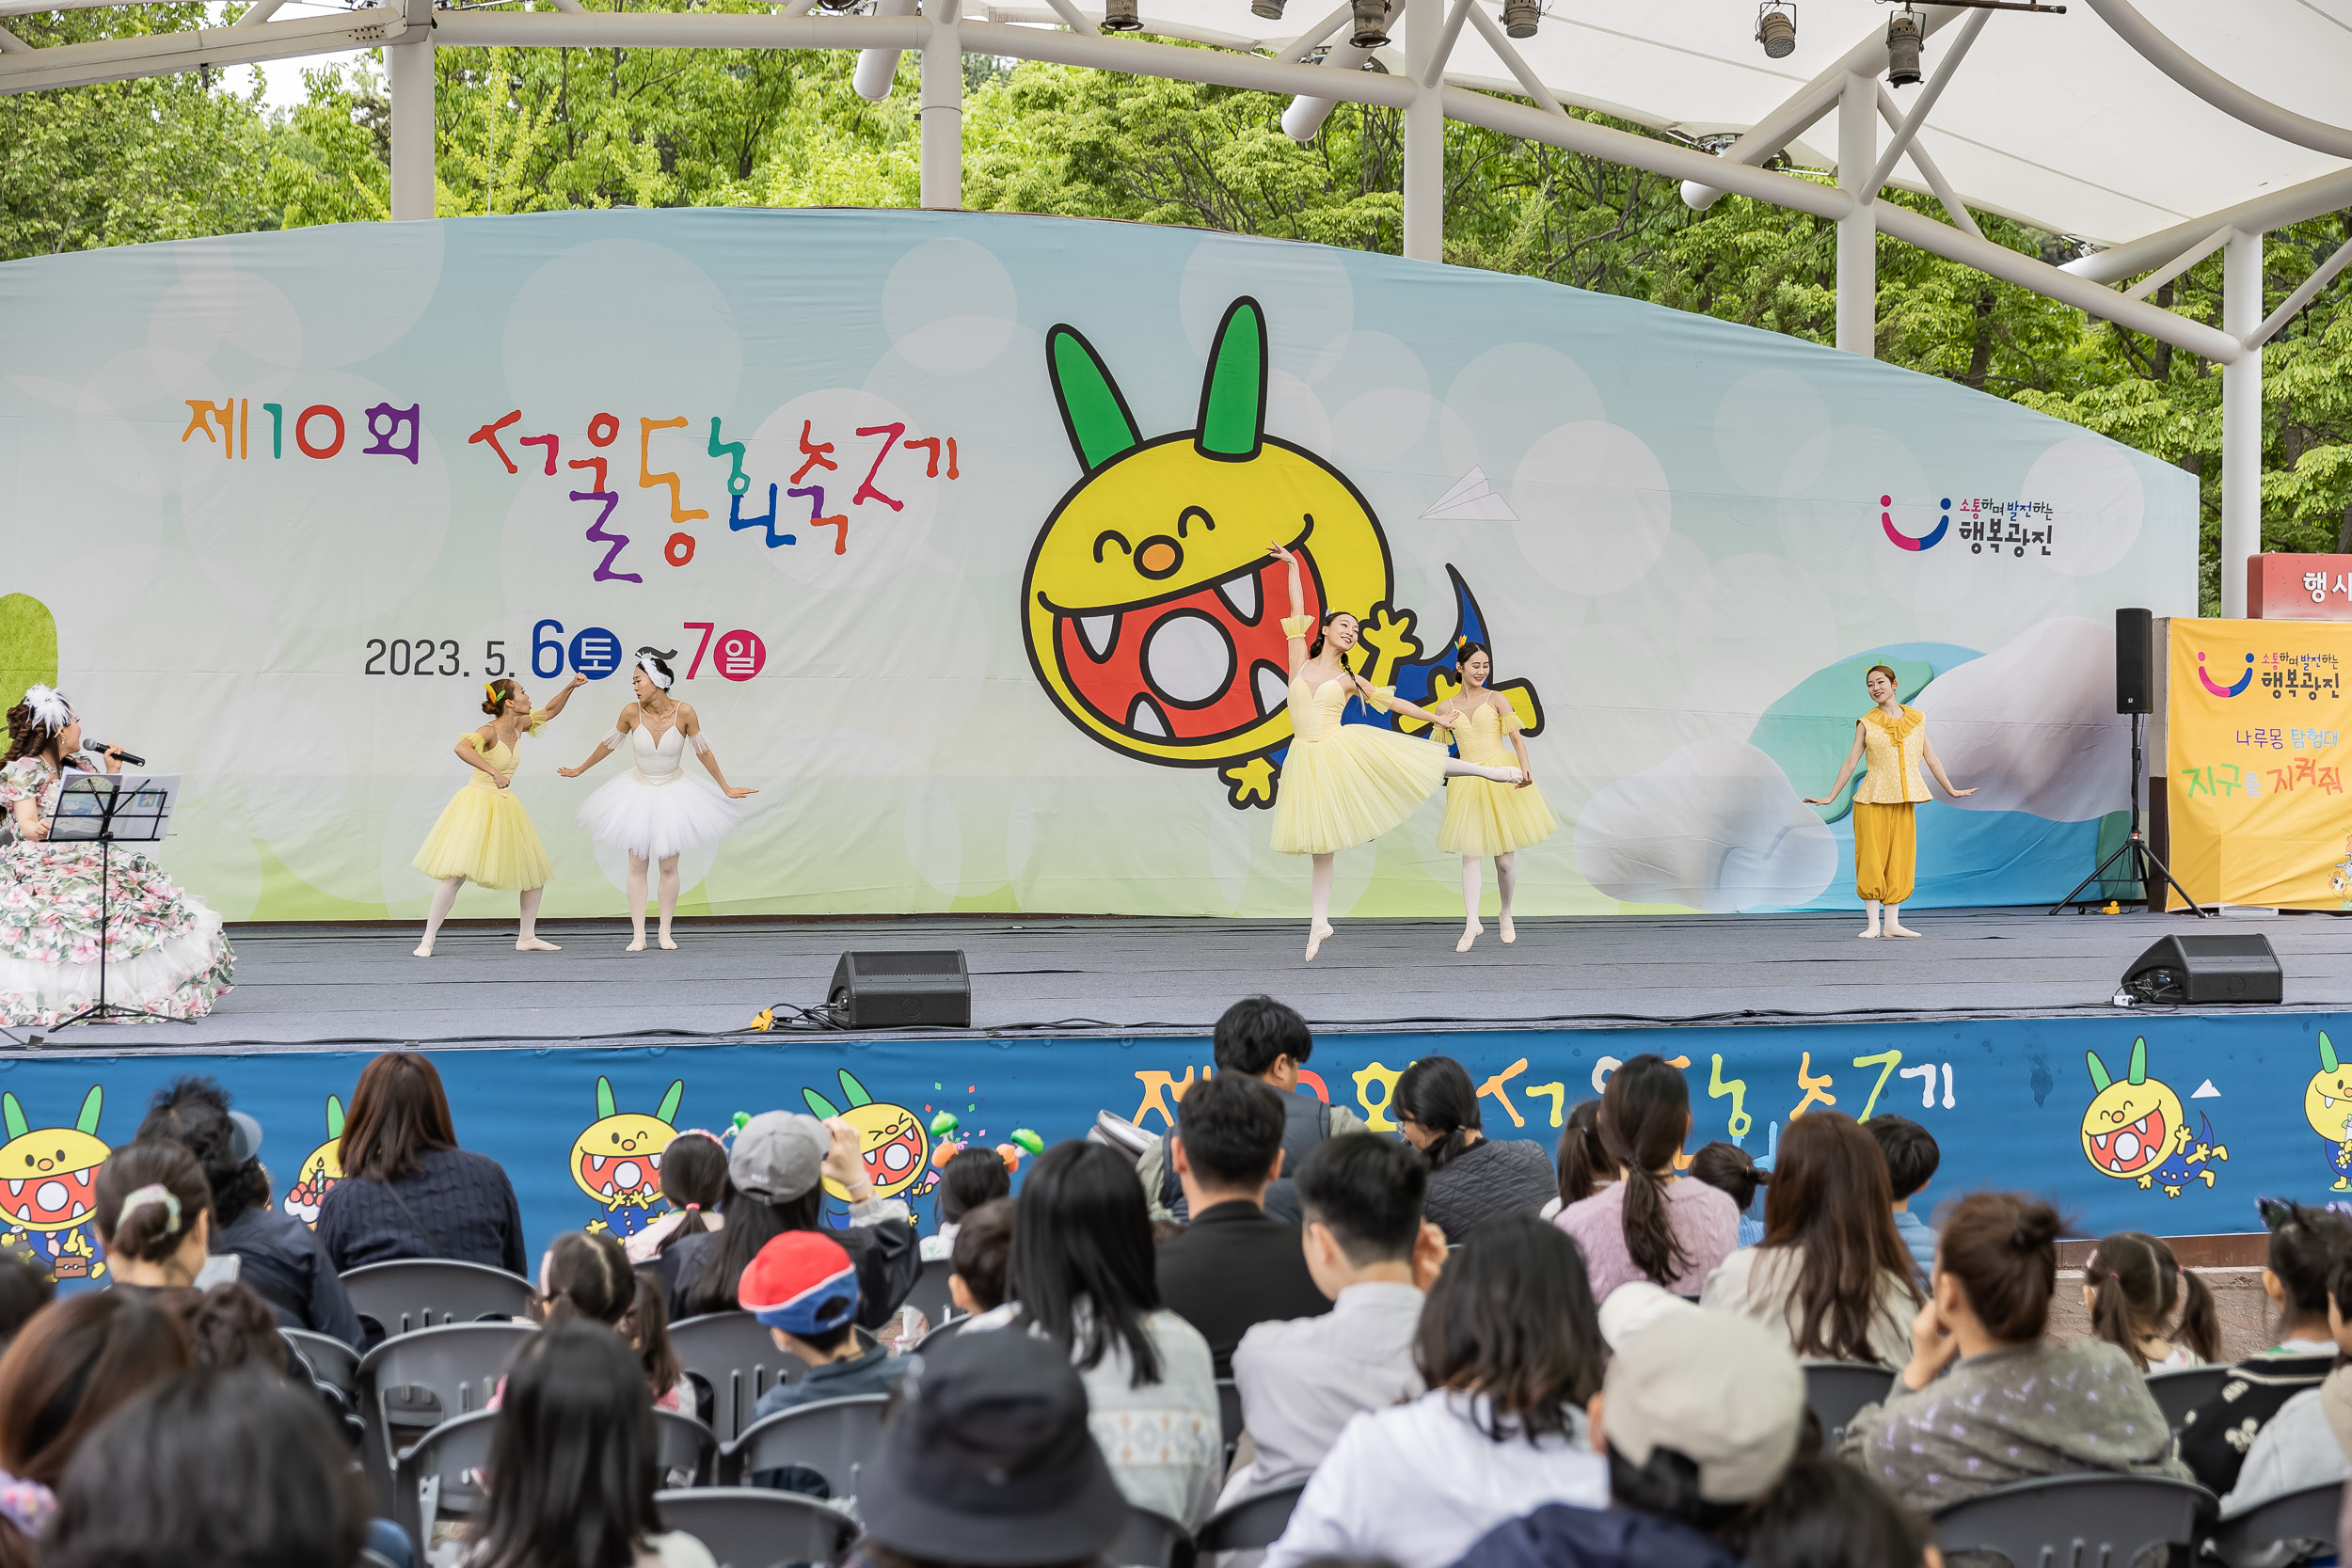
[2143,1365,2231,1431]
[342,1259,535,1339]
[1800,1361,1896,1451]
[358,1321,536,1466]
[1195,1483,1306,1553]
[389,1407,499,1553]
[2208,1479,2343,1557]
[721,1395,889,1494]
[671,1311,805,1443]
[653,1407,720,1487]
[283,1328,361,1398]
[654,1488,859,1568]
[1111,1506,1192,1568]
[1215,1379,1244,1448]
[1931,1474,2217,1568]
[904,1256,957,1327]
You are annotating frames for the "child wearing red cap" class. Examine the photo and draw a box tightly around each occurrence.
[739,1230,910,1422]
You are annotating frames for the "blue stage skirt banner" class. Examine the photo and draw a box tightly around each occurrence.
[1,1015,2339,1284]
[0,209,2192,922]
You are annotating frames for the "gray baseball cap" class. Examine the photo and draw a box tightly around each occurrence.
[1603,1311,1803,1504]
[729,1111,829,1204]
[228,1111,264,1164]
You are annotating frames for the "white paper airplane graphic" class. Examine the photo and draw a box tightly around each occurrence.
[1419,467,1518,521]
[2191,1079,2220,1100]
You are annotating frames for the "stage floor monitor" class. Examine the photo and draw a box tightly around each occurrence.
[830,949,971,1030]
[2121,932,2283,1006]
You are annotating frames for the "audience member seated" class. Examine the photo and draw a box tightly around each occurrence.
[0,1291,189,1568]
[922,1147,1011,1262]
[1263,1213,1611,1568]
[40,1368,373,1568]
[136,1076,365,1347]
[1867,1115,1939,1284]
[168,1278,294,1371]
[1393,1056,1556,1242]
[90,1138,221,1297]
[1839,1192,2188,1510]
[624,1130,730,1266]
[516,1231,692,1411]
[625,1273,694,1415]
[315,1052,528,1276]
[946,1196,1012,1321]
[970,1140,1220,1528]
[1686,1142,1767,1248]
[1729,1456,1933,1568]
[1155,1073,1330,1377]
[2217,1244,2352,1513]
[1699,1111,1918,1366]
[459,1322,718,1568]
[1556,1054,1737,1301]
[669,1112,917,1327]
[1224,1132,1441,1506]
[853,1330,1129,1568]
[1449,1312,1803,1568]
[2180,1197,2352,1497]
[745,1232,912,1417]
[2081,1229,2218,1370]
[1542,1099,1612,1222]
[0,1251,49,1351]
[1139,996,1361,1225]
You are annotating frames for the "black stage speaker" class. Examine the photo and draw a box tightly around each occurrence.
[2116,607,2153,714]
[2120,933,2281,1005]
[829,950,970,1029]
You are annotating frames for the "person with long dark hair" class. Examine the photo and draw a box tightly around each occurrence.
[2080,1229,2219,1370]
[1555,1055,1737,1301]
[1547,1099,1615,1220]
[314,1052,528,1276]
[557,647,754,952]
[1263,1214,1610,1568]
[623,1129,732,1266]
[1685,1141,1767,1247]
[922,1145,1012,1261]
[1801,662,1974,939]
[1699,1112,1920,1365]
[1392,1056,1556,1242]
[411,671,587,958]
[1429,639,1557,952]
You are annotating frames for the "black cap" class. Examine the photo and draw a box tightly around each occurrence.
[858,1328,1129,1564]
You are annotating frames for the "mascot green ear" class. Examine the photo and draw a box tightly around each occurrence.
[2324,1031,2342,1073]
[596,1077,616,1121]
[657,1080,685,1125]
[2127,1037,2148,1087]
[1047,326,1142,474]
[803,1087,842,1119]
[74,1086,101,1135]
[2,1094,24,1142]
[326,1096,346,1140]
[838,1070,874,1110]
[2086,1051,2112,1093]
[1195,296,1268,462]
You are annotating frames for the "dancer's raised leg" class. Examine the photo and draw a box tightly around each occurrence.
[1496,851,1518,943]
[1456,858,1484,953]
[516,886,560,951]
[1443,757,1524,784]
[414,876,464,958]
[625,854,650,951]
[657,855,681,949]
[1306,853,1335,962]
[1884,902,1919,938]
[1859,897,1883,939]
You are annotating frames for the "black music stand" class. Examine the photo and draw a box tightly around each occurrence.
[2047,712,2205,917]
[45,770,183,1027]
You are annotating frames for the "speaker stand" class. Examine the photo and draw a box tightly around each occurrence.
[2049,711,2208,917]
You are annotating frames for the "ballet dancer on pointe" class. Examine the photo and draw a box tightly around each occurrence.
[1267,544,1525,962]
[1430,638,1558,953]
[558,647,756,951]
[1804,662,1974,938]
[412,672,587,957]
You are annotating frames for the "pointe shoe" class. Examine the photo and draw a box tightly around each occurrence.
[1456,920,1483,954]
[1499,915,1516,944]
[626,935,647,953]
[1885,920,1921,938]
[1305,922,1334,962]
[516,936,561,952]
[658,933,677,951]
[412,939,436,958]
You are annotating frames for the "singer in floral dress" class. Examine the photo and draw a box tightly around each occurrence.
[0,685,233,1026]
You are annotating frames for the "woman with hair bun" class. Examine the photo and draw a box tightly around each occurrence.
[90,1139,217,1296]
[412,672,587,958]
[1839,1191,2188,1510]
[1803,662,1974,939]
[0,686,232,1026]
[558,647,755,952]
[1429,640,1556,953]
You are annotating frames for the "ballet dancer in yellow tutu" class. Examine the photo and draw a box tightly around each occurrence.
[1268,545,1525,961]
[411,673,587,958]
[1430,639,1557,953]
[1803,662,1974,939]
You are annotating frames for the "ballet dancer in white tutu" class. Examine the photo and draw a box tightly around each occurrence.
[558,647,757,951]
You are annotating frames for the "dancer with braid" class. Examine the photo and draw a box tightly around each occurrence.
[411,673,586,957]
[1430,639,1556,953]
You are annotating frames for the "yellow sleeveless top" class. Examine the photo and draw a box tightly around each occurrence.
[1854,705,1931,805]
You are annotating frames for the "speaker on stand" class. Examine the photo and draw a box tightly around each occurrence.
[2049,609,2208,916]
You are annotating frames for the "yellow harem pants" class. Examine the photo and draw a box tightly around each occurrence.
[1852,800,1916,904]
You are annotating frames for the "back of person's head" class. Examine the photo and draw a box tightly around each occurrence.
[1759,1112,1921,1362]
[1598,1055,1692,1286]
[1934,1192,2062,1342]
[1296,1132,1425,1266]
[539,1231,634,1328]
[1174,1072,1286,1192]
[624,1270,681,1397]
[91,1139,213,1266]
[1213,995,1313,1078]
[951,1196,1015,1314]
[1731,1456,1930,1568]
[1686,1141,1765,1215]
[339,1050,459,1183]
[654,1130,731,1253]
[1393,1056,1482,1173]
[0,1251,53,1349]
[40,1367,365,1568]
[1600,1313,1803,1537]
[937,1147,1011,1228]
[2261,1197,2352,1336]
[739,1231,862,1355]
[0,1291,190,1490]
[1415,1213,1605,1443]
[1866,1116,1939,1203]
[2085,1230,2220,1369]
[1009,1140,1162,1386]
[135,1077,269,1229]
[472,1322,665,1568]
[1556,1099,1610,1208]
[680,1111,830,1318]
[171,1282,294,1374]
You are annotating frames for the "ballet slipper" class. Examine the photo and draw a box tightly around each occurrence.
[626,936,647,953]
[1499,914,1516,944]
[412,939,435,958]
[516,937,561,952]
[1885,920,1921,938]
[1305,921,1333,962]
[658,933,678,951]
[1456,920,1483,954]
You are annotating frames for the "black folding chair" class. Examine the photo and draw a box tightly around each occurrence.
[654,1407,722,1487]
[341,1259,534,1340]
[1195,1482,1306,1553]
[1931,1473,2216,1568]
[904,1256,957,1327]
[2144,1365,2231,1432]
[355,1321,533,1513]
[654,1487,859,1568]
[671,1310,805,1443]
[1800,1360,1895,1451]
[1111,1506,1192,1568]
[720,1395,889,1494]
[391,1407,497,1554]
[2206,1479,2341,1562]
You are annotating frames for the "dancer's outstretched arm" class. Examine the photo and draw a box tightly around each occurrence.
[558,705,636,779]
[1803,722,1867,805]
[1922,734,1976,799]
[537,671,590,720]
[682,705,757,799]
[1269,542,1310,676]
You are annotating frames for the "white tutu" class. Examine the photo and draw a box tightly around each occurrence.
[575,771,741,862]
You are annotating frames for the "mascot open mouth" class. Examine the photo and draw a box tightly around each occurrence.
[862,1123,924,1188]
[4,1162,98,1229]
[1041,534,1326,749]
[2089,1106,2168,1175]
[580,1148,661,1202]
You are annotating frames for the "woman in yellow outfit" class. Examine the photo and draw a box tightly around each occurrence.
[1431,639,1558,953]
[1804,663,1974,939]
[1266,544,1526,961]
[412,672,587,957]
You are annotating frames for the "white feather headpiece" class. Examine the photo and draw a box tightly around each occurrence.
[20,685,71,736]
[636,650,675,690]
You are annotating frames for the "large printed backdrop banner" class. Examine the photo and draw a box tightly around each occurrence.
[0,210,2195,921]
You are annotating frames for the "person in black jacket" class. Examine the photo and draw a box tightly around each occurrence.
[315,1052,528,1279]
[135,1077,366,1348]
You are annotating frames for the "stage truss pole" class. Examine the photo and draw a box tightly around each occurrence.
[1836,71,1876,356]
[2220,226,2265,617]
[919,0,962,209]
[386,0,435,222]
[1401,0,1444,261]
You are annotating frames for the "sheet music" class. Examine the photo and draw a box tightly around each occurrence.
[42,772,181,845]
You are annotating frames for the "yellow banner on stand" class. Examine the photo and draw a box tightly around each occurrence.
[2167,617,2352,909]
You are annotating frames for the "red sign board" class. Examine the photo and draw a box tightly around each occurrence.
[2249,554,2352,620]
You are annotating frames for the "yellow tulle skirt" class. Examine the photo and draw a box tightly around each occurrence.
[412,784,553,891]
[1437,774,1561,857]
[1272,725,1450,856]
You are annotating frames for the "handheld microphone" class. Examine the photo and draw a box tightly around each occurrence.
[82,742,146,768]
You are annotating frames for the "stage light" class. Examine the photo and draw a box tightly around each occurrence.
[1350,0,1390,48]
[1502,0,1537,39]
[1885,8,1922,86]
[1252,0,1286,19]
[1756,1,1794,57]
[1103,0,1144,28]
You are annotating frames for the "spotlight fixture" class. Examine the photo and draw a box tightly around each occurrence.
[1103,0,1142,28]
[1349,0,1389,48]
[1755,0,1794,57]
[1885,6,1922,86]
[1501,0,1536,38]
[1252,0,1285,17]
